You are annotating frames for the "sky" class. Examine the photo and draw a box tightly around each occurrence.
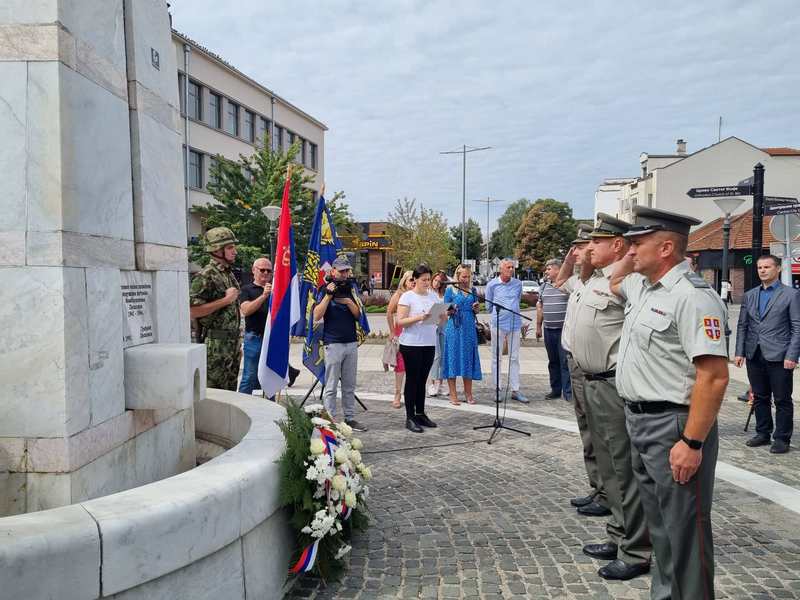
[168,0,800,237]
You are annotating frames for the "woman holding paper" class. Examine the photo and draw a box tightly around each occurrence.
[395,265,445,433]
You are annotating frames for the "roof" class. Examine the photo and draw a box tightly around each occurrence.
[172,29,328,131]
[688,211,797,251]
[761,147,800,156]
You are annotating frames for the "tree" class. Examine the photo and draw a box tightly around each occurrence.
[515,199,577,272]
[448,218,484,263]
[386,198,457,272]
[488,198,533,259]
[190,140,356,270]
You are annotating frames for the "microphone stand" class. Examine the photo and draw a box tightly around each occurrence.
[447,280,533,444]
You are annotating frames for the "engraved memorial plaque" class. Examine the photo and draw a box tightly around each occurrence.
[121,271,155,348]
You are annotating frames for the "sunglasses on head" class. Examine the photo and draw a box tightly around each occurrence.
[258,268,272,273]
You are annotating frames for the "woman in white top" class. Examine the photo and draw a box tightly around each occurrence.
[395,265,445,433]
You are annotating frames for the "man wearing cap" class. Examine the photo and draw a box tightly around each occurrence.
[313,256,367,431]
[190,226,242,391]
[555,224,611,516]
[564,214,652,581]
[611,206,729,600]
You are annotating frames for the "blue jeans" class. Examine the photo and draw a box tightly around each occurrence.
[543,327,571,399]
[238,331,262,394]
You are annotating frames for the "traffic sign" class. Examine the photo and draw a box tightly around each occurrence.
[765,196,798,204]
[686,185,752,198]
[764,202,800,216]
[769,214,800,242]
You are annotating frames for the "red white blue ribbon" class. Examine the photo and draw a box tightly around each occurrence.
[319,427,339,456]
[290,539,320,574]
[341,502,352,520]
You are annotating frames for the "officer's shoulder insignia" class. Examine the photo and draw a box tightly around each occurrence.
[702,316,722,340]
[684,272,710,288]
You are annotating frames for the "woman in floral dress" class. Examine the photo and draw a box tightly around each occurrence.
[441,264,482,405]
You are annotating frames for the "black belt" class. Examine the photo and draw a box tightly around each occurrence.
[626,400,688,414]
[584,369,615,381]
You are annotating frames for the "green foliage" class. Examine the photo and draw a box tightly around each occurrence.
[515,199,577,272]
[448,218,484,262]
[488,198,533,259]
[386,198,458,271]
[277,402,371,583]
[189,141,356,271]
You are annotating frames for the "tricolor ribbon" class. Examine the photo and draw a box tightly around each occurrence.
[319,427,339,456]
[341,502,352,520]
[290,539,320,574]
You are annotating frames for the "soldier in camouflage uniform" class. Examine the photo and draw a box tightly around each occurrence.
[190,227,242,391]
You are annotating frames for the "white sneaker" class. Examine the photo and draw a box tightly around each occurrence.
[428,383,439,397]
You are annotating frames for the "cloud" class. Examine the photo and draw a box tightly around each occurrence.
[169,0,800,230]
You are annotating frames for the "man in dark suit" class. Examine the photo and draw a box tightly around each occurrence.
[735,255,800,453]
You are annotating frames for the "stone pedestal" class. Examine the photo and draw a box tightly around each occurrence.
[0,0,197,514]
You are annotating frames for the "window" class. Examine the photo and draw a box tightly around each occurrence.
[298,139,306,165]
[208,92,221,128]
[225,101,239,136]
[207,156,218,188]
[178,73,185,114]
[258,117,270,146]
[274,125,283,150]
[309,143,317,170]
[243,110,255,142]
[188,149,202,188]
[187,80,201,120]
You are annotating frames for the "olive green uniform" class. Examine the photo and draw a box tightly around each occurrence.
[190,260,241,391]
[617,262,727,600]
[561,273,607,509]
[567,264,651,567]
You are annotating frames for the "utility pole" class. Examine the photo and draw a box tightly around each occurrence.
[440,144,491,263]
[473,197,505,277]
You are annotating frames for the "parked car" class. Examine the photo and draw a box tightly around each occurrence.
[521,280,539,295]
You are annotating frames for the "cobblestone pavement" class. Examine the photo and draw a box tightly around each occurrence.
[285,360,800,599]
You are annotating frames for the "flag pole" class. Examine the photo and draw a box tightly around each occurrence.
[320,183,325,198]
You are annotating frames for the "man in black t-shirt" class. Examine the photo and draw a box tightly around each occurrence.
[238,257,299,395]
[312,256,366,430]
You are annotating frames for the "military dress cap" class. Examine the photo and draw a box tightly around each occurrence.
[332,256,352,270]
[204,226,238,252]
[624,206,702,238]
[590,213,632,238]
[572,224,593,245]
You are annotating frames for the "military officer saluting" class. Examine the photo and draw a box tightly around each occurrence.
[190,227,242,391]
[565,214,652,582]
[611,206,729,600]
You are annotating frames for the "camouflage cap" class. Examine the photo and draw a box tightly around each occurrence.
[204,227,238,252]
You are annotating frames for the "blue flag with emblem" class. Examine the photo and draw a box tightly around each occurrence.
[292,196,369,385]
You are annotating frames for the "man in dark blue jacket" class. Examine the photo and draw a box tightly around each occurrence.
[735,255,800,453]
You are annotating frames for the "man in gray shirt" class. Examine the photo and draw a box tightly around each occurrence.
[537,258,571,400]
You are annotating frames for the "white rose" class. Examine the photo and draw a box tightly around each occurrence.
[351,438,363,450]
[311,416,331,427]
[362,466,372,480]
[334,448,349,464]
[332,474,347,491]
[304,403,324,414]
[309,439,325,455]
[349,450,362,465]
[344,491,357,508]
[337,422,353,437]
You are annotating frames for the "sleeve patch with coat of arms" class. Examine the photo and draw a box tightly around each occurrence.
[703,316,722,340]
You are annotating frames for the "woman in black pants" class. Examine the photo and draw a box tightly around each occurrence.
[395,265,445,433]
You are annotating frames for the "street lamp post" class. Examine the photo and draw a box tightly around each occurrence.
[713,197,745,301]
[261,205,281,260]
[440,144,491,263]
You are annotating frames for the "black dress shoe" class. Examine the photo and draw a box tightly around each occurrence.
[544,391,561,400]
[288,365,300,387]
[771,439,790,454]
[582,542,618,560]
[746,435,770,447]
[415,414,437,428]
[598,559,650,580]
[577,501,612,517]
[406,418,424,433]
[570,492,598,508]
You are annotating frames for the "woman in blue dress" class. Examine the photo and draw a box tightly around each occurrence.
[442,264,482,405]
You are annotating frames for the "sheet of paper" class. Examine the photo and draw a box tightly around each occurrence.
[423,302,453,323]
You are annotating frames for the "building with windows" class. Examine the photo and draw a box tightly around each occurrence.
[172,30,326,244]
[594,178,637,219]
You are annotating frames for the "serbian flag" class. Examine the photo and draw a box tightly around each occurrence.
[292,195,369,384]
[257,173,301,397]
